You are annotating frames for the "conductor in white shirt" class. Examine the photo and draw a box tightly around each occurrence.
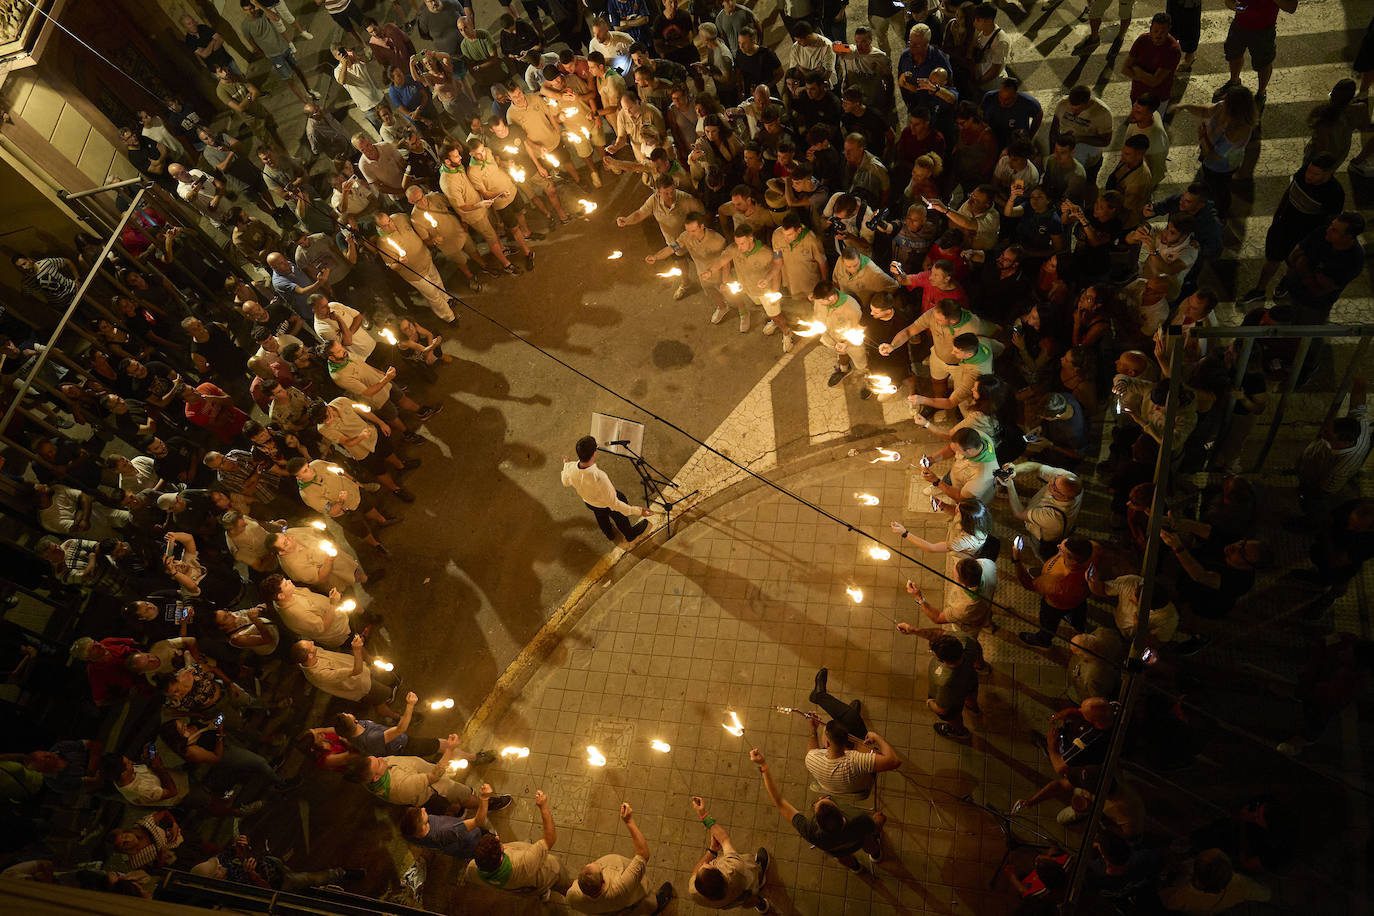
[561,436,653,542]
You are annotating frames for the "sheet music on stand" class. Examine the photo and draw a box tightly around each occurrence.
[589,413,644,457]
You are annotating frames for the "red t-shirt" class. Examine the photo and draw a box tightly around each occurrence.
[904,270,970,313]
[1234,0,1281,31]
[185,382,248,444]
[1127,33,1182,101]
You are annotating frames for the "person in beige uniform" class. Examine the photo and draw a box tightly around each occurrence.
[768,212,829,304]
[616,175,700,247]
[261,573,351,648]
[268,527,366,592]
[466,135,537,271]
[646,211,728,319]
[505,81,584,184]
[323,337,438,434]
[878,299,1000,410]
[687,796,770,912]
[911,333,1005,418]
[316,395,418,502]
[467,788,570,898]
[718,185,780,237]
[566,803,674,914]
[538,66,606,187]
[352,734,481,807]
[898,558,998,671]
[831,245,899,307]
[295,636,400,716]
[809,282,867,387]
[373,211,456,323]
[438,142,519,275]
[288,456,396,553]
[704,224,793,350]
[404,185,485,293]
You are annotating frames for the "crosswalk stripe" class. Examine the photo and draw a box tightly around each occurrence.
[803,344,854,444]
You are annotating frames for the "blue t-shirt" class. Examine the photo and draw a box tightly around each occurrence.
[270,264,312,319]
[353,719,409,757]
[411,813,483,860]
[1014,202,1064,251]
[387,80,428,122]
[897,46,953,113]
[979,90,1042,146]
[1044,393,1089,451]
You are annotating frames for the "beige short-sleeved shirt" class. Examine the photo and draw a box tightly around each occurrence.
[688,849,762,908]
[949,452,997,504]
[832,255,900,307]
[944,557,997,632]
[804,747,876,795]
[465,838,562,893]
[506,99,562,148]
[728,239,775,294]
[328,353,392,407]
[564,853,652,913]
[771,226,826,296]
[279,526,359,588]
[300,647,371,700]
[378,213,435,273]
[358,142,407,190]
[226,518,272,568]
[297,460,362,515]
[318,397,379,460]
[677,226,727,272]
[410,194,471,250]
[275,586,349,646]
[637,189,700,244]
[314,302,375,359]
[118,766,189,807]
[909,309,999,364]
[371,755,468,806]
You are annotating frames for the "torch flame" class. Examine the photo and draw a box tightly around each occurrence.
[855,493,880,506]
[606,250,623,260]
[846,586,864,603]
[448,758,469,770]
[581,126,591,140]
[500,746,531,759]
[566,132,582,144]
[543,153,560,167]
[310,520,327,530]
[508,166,526,183]
[503,145,520,154]
[722,711,745,738]
[579,199,597,214]
[422,212,438,228]
[562,107,579,118]
[353,402,371,412]
[795,319,827,337]
[867,546,892,561]
[656,267,683,278]
[870,448,901,463]
[587,745,607,767]
[372,658,394,671]
[651,739,671,753]
[429,697,455,710]
[762,291,782,304]
[725,281,742,295]
[841,327,866,346]
[337,598,356,612]
[384,237,406,259]
[866,375,898,395]
[380,328,398,345]
[320,540,338,557]
[327,465,344,474]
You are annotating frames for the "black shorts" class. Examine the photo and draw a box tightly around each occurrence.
[492,197,526,228]
[330,5,367,30]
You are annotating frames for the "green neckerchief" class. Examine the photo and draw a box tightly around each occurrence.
[296,475,319,491]
[960,344,993,367]
[368,770,391,798]
[440,162,464,174]
[477,852,513,886]
[786,227,811,249]
[856,254,872,273]
[951,309,972,330]
[746,240,765,257]
[967,437,998,463]
[825,292,852,314]
[327,353,350,371]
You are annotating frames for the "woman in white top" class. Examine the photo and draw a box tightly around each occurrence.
[891,498,990,559]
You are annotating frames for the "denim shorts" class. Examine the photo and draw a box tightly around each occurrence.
[269,49,298,81]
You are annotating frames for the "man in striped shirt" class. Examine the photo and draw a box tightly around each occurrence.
[13,255,78,309]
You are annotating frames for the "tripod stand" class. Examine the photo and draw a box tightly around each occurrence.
[605,442,697,538]
[955,792,1057,888]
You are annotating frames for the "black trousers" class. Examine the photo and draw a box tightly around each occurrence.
[587,493,638,540]
[809,688,870,740]
[1037,598,1088,639]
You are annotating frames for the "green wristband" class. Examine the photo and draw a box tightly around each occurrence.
[701,815,716,829]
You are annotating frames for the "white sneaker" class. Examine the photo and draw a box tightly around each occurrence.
[782,332,794,353]
[591,171,602,187]
[761,320,777,335]
[289,42,299,54]
[1056,805,1087,825]
[710,305,729,324]
[674,283,689,300]
[299,29,315,40]
[738,313,750,333]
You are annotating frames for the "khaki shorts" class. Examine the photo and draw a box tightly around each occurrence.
[929,352,954,381]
